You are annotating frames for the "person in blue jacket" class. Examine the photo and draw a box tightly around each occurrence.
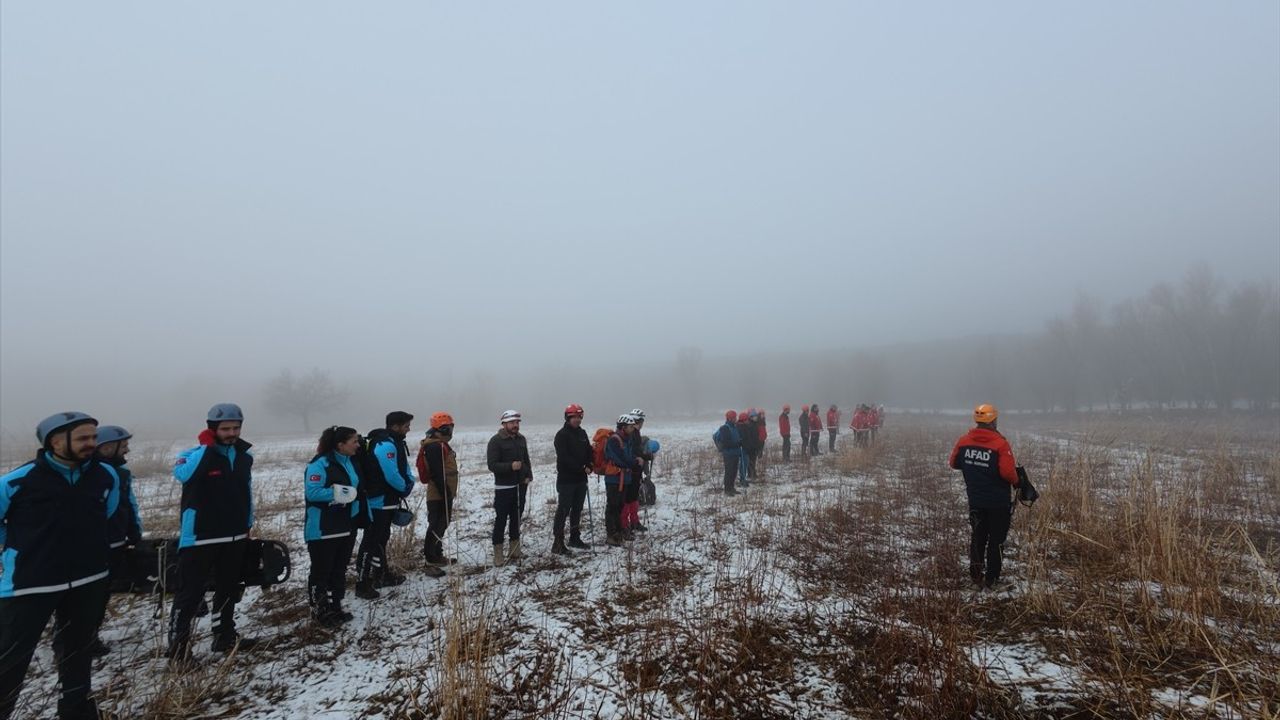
[0,412,120,720]
[714,410,742,496]
[303,426,366,627]
[603,414,643,545]
[355,411,415,599]
[89,425,143,657]
[165,403,258,664]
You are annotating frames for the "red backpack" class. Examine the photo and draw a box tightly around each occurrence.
[591,428,620,475]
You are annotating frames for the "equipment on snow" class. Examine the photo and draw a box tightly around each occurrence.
[1015,465,1039,506]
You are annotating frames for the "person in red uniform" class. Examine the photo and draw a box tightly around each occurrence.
[825,405,840,453]
[778,405,792,462]
[948,403,1022,589]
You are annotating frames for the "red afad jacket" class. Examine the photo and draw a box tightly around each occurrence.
[849,410,871,431]
[948,427,1019,508]
[826,409,839,429]
[778,413,790,437]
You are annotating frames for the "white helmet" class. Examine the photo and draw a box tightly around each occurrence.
[500,410,522,424]
[629,408,645,420]
[617,414,637,426]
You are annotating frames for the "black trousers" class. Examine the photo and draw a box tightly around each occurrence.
[781,435,790,462]
[722,452,739,492]
[604,479,623,535]
[357,510,392,583]
[424,496,453,561]
[93,545,129,636]
[746,448,759,479]
[169,540,246,649]
[0,579,108,720]
[968,506,1013,585]
[307,532,355,605]
[799,431,810,456]
[554,480,588,540]
[492,486,524,544]
[828,429,837,452]
[808,432,821,455]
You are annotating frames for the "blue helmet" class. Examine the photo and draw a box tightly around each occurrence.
[646,438,660,454]
[207,403,244,423]
[97,425,133,444]
[36,411,98,447]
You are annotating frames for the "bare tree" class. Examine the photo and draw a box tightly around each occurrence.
[264,368,347,433]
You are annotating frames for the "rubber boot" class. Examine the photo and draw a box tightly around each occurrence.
[507,539,523,560]
[492,544,505,567]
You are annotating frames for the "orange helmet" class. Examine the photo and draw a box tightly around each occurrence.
[782,404,790,412]
[564,403,584,417]
[430,412,455,430]
[973,404,998,424]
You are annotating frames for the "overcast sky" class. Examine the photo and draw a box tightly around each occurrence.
[2,1,1277,436]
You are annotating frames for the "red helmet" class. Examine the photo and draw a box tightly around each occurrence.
[739,410,748,420]
[564,403,584,417]
[725,410,738,422]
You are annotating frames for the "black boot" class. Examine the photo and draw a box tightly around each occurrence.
[551,537,571,556]
[211,632,260,654]
[355,580,380,599]
[567,535,590,550]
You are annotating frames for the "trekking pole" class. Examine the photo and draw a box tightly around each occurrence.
[587,475,597,552]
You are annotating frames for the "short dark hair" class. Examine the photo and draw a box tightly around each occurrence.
[386,411,414,427]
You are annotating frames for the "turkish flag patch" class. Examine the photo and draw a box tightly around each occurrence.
[309,474,322,483]
[386,452,394,459]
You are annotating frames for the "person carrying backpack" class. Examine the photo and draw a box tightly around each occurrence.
[807,404,822,456]
[949,404,1023,590]
[303,426,366,627]
[355,411,415,599]
[624,410,651,533]
[166,403,259,664]
[778,405,792,462]
[87,425,142,658]
[487,410,532,567]
[713,410,742,496]
[1,412,121,720]
[604,415,643,541]
[418,412,458,573]
[553,404,593,554]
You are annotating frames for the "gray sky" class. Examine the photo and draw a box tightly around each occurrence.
[2,1,1278,436]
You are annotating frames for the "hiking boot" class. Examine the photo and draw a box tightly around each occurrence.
[551,538,571,556]
[567,537,591,550]
[425,554,458,567]
[493,544,506,567]
[331,599,354,623]
[422,564,446,578]
[211,632,260,654]
[633,522,648,533]
[312,606,343,628]
[605,533,625,547]
[507,539,523,560]
[355,581,381,600]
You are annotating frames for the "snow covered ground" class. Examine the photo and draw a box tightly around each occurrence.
[11,416,1279,719]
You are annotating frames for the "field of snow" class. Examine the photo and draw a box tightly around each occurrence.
[11,414,1280,719]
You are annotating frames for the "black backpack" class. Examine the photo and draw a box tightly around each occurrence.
[1016,465,1039,506]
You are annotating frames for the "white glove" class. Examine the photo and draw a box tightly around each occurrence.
[331,484,357,505]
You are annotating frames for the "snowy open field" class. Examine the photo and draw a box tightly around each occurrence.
[10,414,1280,719]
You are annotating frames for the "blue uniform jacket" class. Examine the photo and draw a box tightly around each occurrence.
[103,459,143,549]
[0,452,120,597]
[174,439,254,549]
[304,452,369,541]
[365,433,415,511]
